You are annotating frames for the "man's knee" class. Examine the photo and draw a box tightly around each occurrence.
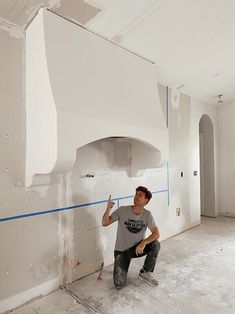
[113,252,129,288]
[113,266,127,288]
[148,240,160,255]
[113,261,127,288]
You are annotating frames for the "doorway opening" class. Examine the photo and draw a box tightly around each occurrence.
[199,114,215,217]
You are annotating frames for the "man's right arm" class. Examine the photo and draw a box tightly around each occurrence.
[102,195,115,227]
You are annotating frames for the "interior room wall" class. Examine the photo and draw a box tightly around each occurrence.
[0,25,62,312]
[192,98,219,216]
[0,24,219,314]
[218,102,235,216]
[168,95,218,235]
[69,136,169,282]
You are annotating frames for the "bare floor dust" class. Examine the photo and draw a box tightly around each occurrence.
[7,216,235,314]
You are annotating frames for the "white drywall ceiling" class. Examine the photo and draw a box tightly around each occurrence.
[1,0,235,105]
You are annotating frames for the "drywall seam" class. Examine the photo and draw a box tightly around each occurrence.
[57,174,66,287]
[47,8,155,64]
[64,171,74,285]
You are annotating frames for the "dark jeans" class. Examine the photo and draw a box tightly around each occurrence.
[113,240,160,288]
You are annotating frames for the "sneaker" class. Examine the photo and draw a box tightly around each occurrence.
[138,271,159,287]
[115,285,122,289]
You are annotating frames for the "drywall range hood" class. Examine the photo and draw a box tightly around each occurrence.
[25,9,169,186]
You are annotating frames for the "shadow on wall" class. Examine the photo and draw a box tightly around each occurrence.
[76,138,131,177]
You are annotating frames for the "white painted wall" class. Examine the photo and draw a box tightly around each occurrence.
[218,102,235,216]
[0,18,220,314]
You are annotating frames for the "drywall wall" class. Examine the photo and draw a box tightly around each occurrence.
[168,92,194,235]
[1,13,169,311]
[218,102,235,216]
[0,24,62,313]
[0,18,219,314]
[191,98,219,217]
[69,137,169,281]
[0,20,165,310]
[26,9,168,186]
[168,95,218,235]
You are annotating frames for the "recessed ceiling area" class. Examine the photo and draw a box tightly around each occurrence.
[1,0,235,105]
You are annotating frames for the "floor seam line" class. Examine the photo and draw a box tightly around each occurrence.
[65,288,103,314]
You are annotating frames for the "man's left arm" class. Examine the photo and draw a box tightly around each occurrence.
[136,227,160,255]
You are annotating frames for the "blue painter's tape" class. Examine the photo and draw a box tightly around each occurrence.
[152,189,168,195]
[0,189,168,223]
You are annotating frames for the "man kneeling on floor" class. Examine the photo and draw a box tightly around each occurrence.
[102,186,160,289]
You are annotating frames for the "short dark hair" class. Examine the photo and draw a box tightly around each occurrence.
[136,186,152,202]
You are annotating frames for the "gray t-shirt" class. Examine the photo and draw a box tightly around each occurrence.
[111,205,156,252]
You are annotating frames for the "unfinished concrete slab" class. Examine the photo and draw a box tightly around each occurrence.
[6,216,235,314]
[3,289,91,314]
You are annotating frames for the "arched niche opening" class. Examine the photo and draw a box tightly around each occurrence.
[74,137,162,178]
[199,114,215,217]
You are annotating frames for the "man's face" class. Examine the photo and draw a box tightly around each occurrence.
[134,190,148,207]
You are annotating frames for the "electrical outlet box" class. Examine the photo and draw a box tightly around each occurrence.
[176,208,180,216]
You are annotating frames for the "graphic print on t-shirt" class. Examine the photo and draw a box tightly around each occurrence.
[124,218,146,233]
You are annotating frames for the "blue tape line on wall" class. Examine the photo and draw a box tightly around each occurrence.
[0,189,168,222]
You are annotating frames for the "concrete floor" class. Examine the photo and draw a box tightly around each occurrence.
[6,216,235,314]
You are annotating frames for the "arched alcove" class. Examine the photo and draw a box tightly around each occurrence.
[75,137,162,178]
[199,114,215,217]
